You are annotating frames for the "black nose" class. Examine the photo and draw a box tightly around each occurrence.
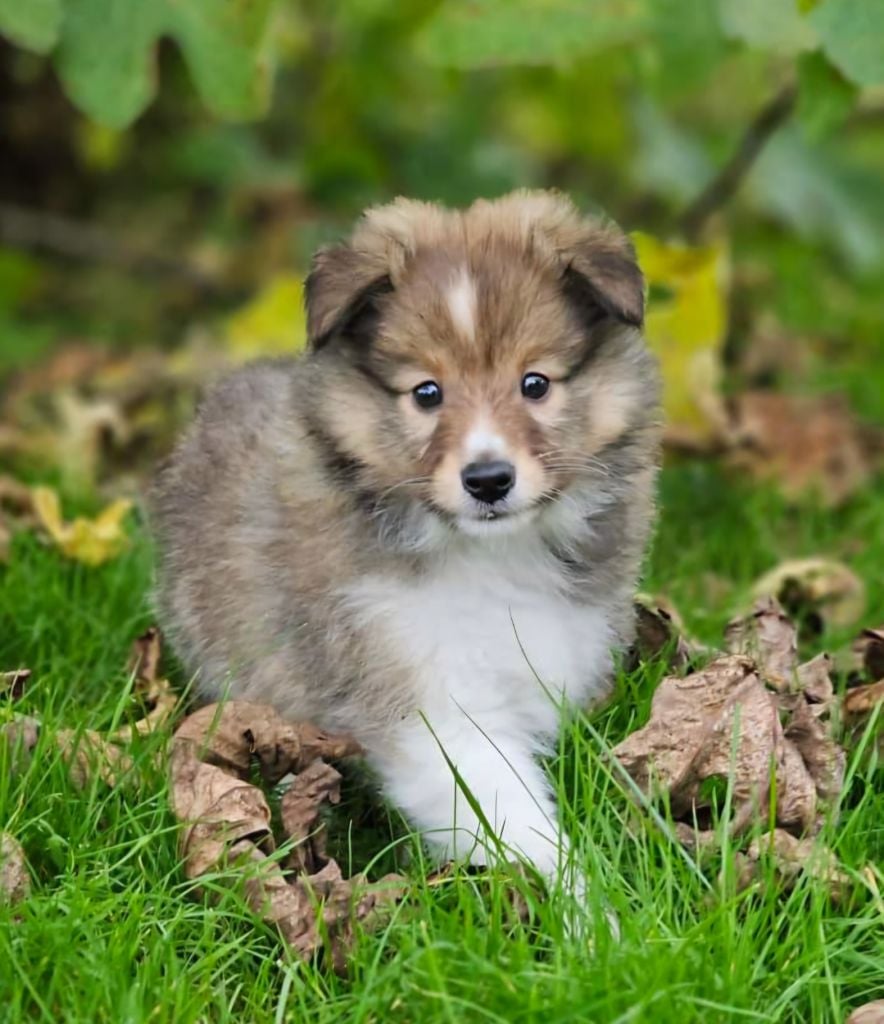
[461,460,515,504]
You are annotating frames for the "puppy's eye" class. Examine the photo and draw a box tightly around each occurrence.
[413,380,443,409]
[521,372,550,401]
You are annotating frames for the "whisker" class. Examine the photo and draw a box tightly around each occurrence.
[376,476,431,501]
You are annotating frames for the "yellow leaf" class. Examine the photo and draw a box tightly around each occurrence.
[32,486,132,567]
[633,233,729,447]
[224,273,307,361]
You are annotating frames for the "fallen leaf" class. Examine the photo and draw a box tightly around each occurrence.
[111,627,180,741]
[724,596,798,690]
[168,701,400,969]
[48,391,132,492]
[751,558,866,634]
[1,668,31,701]
[735,315,813,387]
[842,679,884,759]
[0,630,181,788]
[613,655,817,833]
[843,679,884,719]
[854,626,884,681]
[733,829,849,901]
[0,833,30,905]
[55,728,134,788]
[847,1000,884,1024]
[726,391,878,506]
[782,697,845,803]
[32,485,132,566]
[630,596,708,672]
[795,652,836,707]
[633,233,730,451]
[280,760,345,875]
[224,273,307,361]
[613,640,845,842]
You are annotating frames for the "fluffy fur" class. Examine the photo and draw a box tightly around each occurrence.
[150,190,661,879]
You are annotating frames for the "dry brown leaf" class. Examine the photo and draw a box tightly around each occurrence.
[631,596,705,672]
[724,597,797,690]
[854,626,884,681]
[55,728,135,788]
[280,760,344,875]
[111,627,179,742]
[726,391,877,506]
[847,1000,884,1024]
[733,829,849,900]
[782,698,845,803]
[169,701,401,969]
[0,629,181,789]
[752,558,866,635]
[843,679,884,720]
[842,679,884,759]
[0,715,42,772]
[795,653,835,707]
[0,475,35,518]
[0,716,134,788]
[1,668,31,701]
[613,646,844,842]
[0,833,31,905]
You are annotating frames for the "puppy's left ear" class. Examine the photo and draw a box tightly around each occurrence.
[304,244,392,350]
[560,228,645,329]
[507,190,644,328]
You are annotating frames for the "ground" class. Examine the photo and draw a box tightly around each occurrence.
[1,461,881,1024]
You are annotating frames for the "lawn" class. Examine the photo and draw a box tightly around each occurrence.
[2,461,881,1024]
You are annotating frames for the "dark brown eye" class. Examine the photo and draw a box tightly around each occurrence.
[413,380,443,409]
[521,372,550,400]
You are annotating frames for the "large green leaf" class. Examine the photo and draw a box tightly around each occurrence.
[0,0,62,53]
[811,0,884,86]
[718,0,817,54]
[417,0,646,68]
[796,50,858,139]
[749,127,883,269]
[56,0,277,128]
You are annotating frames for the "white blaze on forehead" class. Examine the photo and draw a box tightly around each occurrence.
[446,266,477,340]
[464,417,508,461]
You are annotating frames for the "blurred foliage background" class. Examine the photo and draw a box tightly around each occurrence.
[0,0,881,506]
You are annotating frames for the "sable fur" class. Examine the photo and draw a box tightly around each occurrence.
[150,190,661,879]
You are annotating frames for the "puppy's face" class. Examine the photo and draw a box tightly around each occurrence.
[305,191,659,543]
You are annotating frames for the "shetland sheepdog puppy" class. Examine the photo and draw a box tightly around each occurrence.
[151,190,661,889]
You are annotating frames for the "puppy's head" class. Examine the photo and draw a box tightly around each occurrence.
[304,190,659,543]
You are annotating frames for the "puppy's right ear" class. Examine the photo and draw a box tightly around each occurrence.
[305,244,393,350]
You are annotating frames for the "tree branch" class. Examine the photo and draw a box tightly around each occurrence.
[0,202,222,294]
[679,82,797,242]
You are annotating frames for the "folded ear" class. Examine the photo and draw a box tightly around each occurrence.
[305,197,445,350]
[561,233,645,329]
[304,244,393,350]
[496,190,645,328]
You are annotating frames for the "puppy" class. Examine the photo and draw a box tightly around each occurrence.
[150,190,661,885]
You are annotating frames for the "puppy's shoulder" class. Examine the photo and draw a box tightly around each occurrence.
[194,357,300,431]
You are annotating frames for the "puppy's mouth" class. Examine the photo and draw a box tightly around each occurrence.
[455,501,539,537]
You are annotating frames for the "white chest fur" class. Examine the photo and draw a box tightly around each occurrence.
[343,531,614,743]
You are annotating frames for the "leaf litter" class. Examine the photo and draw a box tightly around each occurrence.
[168,701,403,971]
[1,627,181,789]
[615,588,882,899]
[0,832,30,905]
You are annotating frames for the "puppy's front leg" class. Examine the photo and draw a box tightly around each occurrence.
[372,712,568,881]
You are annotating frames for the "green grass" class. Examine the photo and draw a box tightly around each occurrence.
[1,462,882,1023]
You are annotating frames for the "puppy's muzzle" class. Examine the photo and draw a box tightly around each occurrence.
[461,460,515,504]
